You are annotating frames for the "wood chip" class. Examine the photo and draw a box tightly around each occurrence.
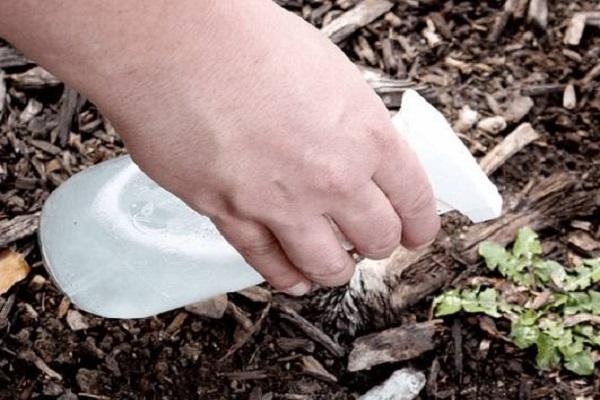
[564,12,600,46]
[275,300,345,358]
[56,87,80,148]
[57,296,71,319]
[165,311,188,334]
[564,314,600,328]
[0,249,31,295]
[526,0,547,29]
[563,83,577,110]
[479,123,540,175]
[321,0,393,43]
[568,230,600,254]
[20,350,63,381]
[184,294,228,319]
[0,212,40,247]
[503,95,534,123]
[66,309,90,331]
[299,355,337,383]
[347,321,438,372]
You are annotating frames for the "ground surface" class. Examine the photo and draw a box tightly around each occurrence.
[0,0,599,399]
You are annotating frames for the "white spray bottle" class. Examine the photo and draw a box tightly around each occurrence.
[39,90,502,318]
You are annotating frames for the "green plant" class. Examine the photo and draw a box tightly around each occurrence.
[433,227,600,376]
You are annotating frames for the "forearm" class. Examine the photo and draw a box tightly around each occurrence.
[0,1,233,103]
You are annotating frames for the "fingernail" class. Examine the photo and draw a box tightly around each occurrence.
[282,281,312,297]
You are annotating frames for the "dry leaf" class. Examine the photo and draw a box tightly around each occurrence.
[0,249,31,295]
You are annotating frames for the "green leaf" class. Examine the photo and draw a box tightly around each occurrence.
[533,260,566,287]
[513,227,542,259]
[583,259,600,282]
[461,288,481,313]
[565,293,592,315]
[564,350,595,376]
[565,265,593,291]
[479,242,510,271]
[511,321,539,349]
[434,289,462,317]
[536,333,561,371]
[590,291,600,315]
[477,288,501,317]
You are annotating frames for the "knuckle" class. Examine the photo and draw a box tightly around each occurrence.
[311,158,354,197]
[236,236,279,258]
[302,256,354,286]
[402,184,437,219]
[357,224,401,259]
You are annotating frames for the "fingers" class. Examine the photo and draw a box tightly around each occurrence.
[373,132,440,249]
[327,182,401,259]
[270,216,356,287]
[214,217,312,296]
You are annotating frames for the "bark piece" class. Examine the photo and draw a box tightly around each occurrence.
[185,294,228,319]
[275,300,345,357]
[56,87,80,148]
[359,368,426,400]
[0,212,40,247]
[479,123,540,175]
[299,355,337,383]
[564,12,600,46]
[489,0,518,42]
[503,95,534,123]
[321,0,393,43]
[347,321,438,371]
[568,231,600,254]
[276,337,316,353]
[0,249,30,295]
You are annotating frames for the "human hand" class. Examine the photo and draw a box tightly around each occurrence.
[2,0,440,295]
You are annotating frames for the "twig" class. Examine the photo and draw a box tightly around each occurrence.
[479,123,540,175]
[321,0,393,44]
[274,300,345,357]
[220,302,271,360]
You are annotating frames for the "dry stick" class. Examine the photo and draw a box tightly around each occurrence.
[321,0,393,44]
[323,173,600,334]
[274,300,345,357]
[56,87,80,148]
[220,302,271,360]
[479,123,540,175]
[19,349,63,381]
[0,212,40,248]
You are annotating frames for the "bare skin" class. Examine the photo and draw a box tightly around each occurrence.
[1,1,440,295]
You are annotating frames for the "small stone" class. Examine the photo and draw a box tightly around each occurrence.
[453,105,479,133]
[359,368,426,400]
[66,310,89,331]
[28,275,46,291]
[477,116,507,134]
[185,294,228,319]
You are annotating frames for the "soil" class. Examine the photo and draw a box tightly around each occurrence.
[1,1,599,399]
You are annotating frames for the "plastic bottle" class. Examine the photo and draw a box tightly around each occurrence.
[39,90,502,318]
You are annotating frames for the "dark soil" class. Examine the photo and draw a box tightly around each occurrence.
[1,1,599,399]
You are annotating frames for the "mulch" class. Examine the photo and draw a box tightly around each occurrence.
[1,0,599,399]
